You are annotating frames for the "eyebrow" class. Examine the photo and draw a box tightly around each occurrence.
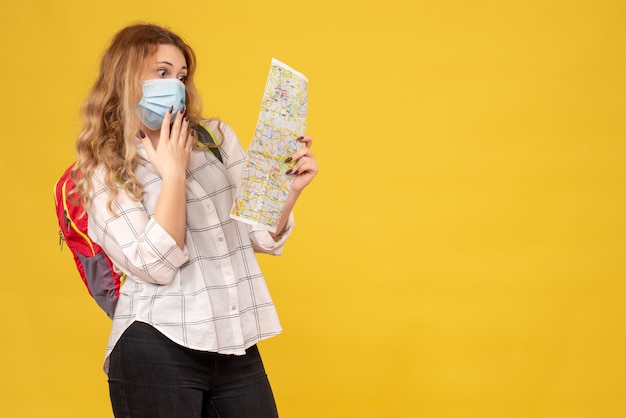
[156,60,188,70]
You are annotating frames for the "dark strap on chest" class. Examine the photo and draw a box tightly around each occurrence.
[197,125,223,163]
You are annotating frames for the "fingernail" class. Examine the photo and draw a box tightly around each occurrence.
[169,106,174,113]
[184,115,189,122]
[296,136,304,141]
[179,106,185,114]
[139,130,146,138]
[285,169,293,175]
[284,157,292,163]
[191,130,195,137]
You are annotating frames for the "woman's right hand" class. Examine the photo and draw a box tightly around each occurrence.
[139,106,194,249]
[140,105,195,181]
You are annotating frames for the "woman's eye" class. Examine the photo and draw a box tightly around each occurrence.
[157,69,166,77]
[178,75,187,83]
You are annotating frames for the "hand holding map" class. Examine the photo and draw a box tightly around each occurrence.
[230,59,308,232]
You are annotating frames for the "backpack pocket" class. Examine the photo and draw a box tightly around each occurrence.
[77,252,119,318]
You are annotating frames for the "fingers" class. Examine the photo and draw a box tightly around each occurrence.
[139,129,155,153]
[185,128,195,153]
[285,144,318,176]
[285,134,315,169]
[298,135,313,149]
[159,105,175,142]
[285,134,313,164]
[171,107,193,155]
[287,155,318,176]
[156,105,190,149]
[287,151,318,192]
[169,107,183,141]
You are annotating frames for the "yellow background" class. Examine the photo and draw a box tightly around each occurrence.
[1,0,625,417]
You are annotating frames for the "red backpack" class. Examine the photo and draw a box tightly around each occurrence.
[54,163,123,318]
[55,125,222,318]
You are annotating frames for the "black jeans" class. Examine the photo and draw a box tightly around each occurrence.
[108,321,279,418]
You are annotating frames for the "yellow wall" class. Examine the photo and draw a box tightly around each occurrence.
[1,0,625,417]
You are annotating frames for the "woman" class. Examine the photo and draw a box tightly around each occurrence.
[74,23,317,417]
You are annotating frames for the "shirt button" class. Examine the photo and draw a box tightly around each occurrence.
[231,305,237,311]
[218,237,224,242]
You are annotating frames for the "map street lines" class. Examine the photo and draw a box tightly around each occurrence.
[231,59,308,232]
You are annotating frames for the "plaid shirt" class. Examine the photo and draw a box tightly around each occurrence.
[87,120,294,374]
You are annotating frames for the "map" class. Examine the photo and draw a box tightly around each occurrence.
[230,58,308,232]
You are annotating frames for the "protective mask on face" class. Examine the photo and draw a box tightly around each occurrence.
[138,78,186,130]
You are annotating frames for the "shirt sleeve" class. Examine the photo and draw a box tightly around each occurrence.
[204,119,295,256]
[87,169,189,285]
[248,212,295,255]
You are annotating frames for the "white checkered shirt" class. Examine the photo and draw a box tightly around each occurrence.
[87,120,294,374]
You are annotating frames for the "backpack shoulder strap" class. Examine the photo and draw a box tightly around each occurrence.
[197,122,223,163]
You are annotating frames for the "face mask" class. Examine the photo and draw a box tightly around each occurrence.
[138,78,186,130]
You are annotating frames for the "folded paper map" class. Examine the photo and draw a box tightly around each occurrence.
[230,59,308,232]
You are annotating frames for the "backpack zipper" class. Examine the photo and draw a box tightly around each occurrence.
[61,179,97,256]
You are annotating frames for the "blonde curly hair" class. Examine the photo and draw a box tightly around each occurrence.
[73,23,219,213]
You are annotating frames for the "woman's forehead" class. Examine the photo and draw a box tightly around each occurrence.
[148,44,187,68]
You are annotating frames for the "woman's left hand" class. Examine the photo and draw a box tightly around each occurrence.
[269,134,318,240]
[286,135,318,192]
